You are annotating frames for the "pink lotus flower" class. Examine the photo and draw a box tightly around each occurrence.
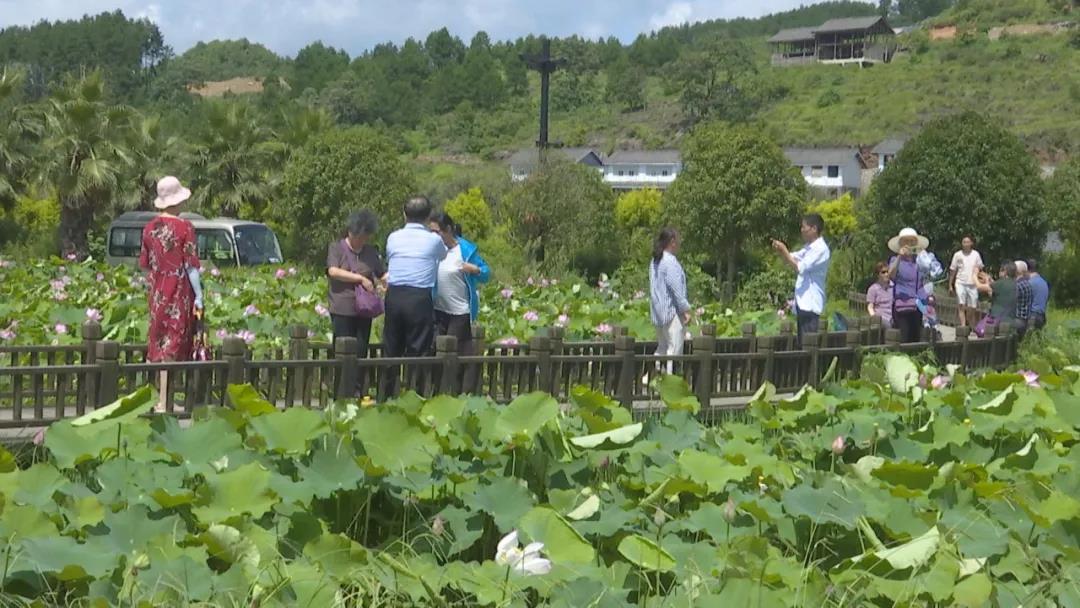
[61,275,72,285]
[1019,370,1039,387]
[541,279,550,288]
[96,273,105,282]
[498,337,519,346]
[723,497,737,523]
[0,259,11,268]
[243,304,259,316]
[527,277,535,286]
[54,324,68,335]
[65,253,77,261]
[210,268,221,277]
[216,329,229,340]
[777,309,786,319]
[555,314,569,327]
[918,374,928,389]
[32,428,45,445]
[500,288,514,299]
[931,375,950,390]
[831,435,846,455]
[315,304,329,317]
[53,292,67,302]
[275,268,287,280]
[238,330,256,345]
[50,279,66,291]
[0,329,15,341]
[595,323,613,335]
[523,311,539,322]
[85,308,103,322]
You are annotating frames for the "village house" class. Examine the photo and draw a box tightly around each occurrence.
[507,148,603,182]
[872,137,908,172]
[602,150,682,191]
[784,147,866,197]
[770,16,897,67]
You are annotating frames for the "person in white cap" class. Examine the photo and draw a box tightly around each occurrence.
[139,176,203,412]
[887,227,940,343]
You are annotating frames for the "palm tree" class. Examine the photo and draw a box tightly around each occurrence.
[187,99,276,219]
[0,68,40,209]
[37,72,137,258]
[121,114,182,212]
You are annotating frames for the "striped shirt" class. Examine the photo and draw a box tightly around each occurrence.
[649,252,691,327]
[1015,278,1033,321]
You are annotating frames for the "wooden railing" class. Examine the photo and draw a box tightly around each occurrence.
[0,318,1019,429]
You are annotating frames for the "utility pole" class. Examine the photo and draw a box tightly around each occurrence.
[521,37,567,164]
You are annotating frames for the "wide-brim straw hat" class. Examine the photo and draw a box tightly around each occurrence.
[153,176,192,210]
[888,227,929,254]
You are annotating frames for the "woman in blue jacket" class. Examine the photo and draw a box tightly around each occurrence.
[428,211,491,355]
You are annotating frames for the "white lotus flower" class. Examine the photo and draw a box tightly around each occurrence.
[495,530,552,575]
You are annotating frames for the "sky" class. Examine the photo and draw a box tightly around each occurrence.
[0,0,812,57]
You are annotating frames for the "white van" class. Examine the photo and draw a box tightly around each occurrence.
[106,212,283,267]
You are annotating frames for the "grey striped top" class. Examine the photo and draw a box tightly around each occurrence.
[649,252,691,327]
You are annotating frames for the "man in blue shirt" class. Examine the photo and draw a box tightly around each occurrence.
[1026,258,1050,331]
[382,196,447,396]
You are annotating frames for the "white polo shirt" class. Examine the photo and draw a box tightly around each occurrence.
[792,237,831,315]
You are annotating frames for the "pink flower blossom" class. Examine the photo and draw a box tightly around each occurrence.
[32,428,46,445]
[918,374,928,389]
[210,268,221,277]
[500,288,514,299]
[541,279,550,288]
[0,259,11,268]
[523,310,539,322]
[96,273,105,282]
[498,337,520,346]
[54,324,68,335]
[50,279,66,291]
[58,266,66,273]
[275,268,287,280]
[238,330,256,345]
[0,329,15,341]
[777,309,786,319]
[243,304,260,317]
[555,314,569,327]
[53,292,68,302]
[931,375,950,390]
[85,308,103,322]
[831,435,846,455]
[65,253,77,261]
[216,329,229,340]
[315,304,330,317]
[527,277,535,286]
[1019,370,1039,387]
[595,323,613,335]
[61,275,72,286]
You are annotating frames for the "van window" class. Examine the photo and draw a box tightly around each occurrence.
[235,225,282,265]
[197,230,236,266]
[109,227,143,258]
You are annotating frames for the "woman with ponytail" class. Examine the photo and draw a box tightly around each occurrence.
[648,227,692,375]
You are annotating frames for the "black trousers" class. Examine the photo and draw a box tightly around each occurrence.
[894,309,923,344]
[331,313,373,396]
[381,285,435,397]
[796,311,819,347]
[1032,313,1047,331]
[435,310,478,394]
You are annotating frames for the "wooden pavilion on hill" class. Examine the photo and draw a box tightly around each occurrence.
[769,16,897,67]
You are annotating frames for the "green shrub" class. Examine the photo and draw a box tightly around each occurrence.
[444,187,493,241]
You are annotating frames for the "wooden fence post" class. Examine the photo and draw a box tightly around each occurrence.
[956,326,971,371]
[779,321,795,351]
[742,323,756,353]
[614,335,636,408]
[436,335,460,395]
[81,321,103,409]
[95,340,119,407]
[530,335,552,394]
[334,337,358,400]
[289,325,309,404]
[804,332,821,388]
[845,330,861,379]
[465,325,486,396]
[757,335,775,386]
[869,316,883,345]
[693,331,716,408]
[885,329,901,350]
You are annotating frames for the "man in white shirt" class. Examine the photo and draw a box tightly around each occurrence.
[772,213,831,347]
[948,235,983,328]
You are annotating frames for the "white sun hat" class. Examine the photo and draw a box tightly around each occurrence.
[153,176,192,210]
[888,227,930,254]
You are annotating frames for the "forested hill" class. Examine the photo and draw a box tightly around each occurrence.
[0,0,1076,157]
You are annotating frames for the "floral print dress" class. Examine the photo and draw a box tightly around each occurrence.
[139,215,201,362]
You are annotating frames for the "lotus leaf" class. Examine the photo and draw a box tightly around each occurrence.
[885,355,919,394]
[953,572,993,607]
[226,383,277,417]
[464,477,535,531]
[656,375,701,414]
[354,409,439,472]
[678,449,751,493]
[494,391,560,440]
[569,422,642,449]
[617,534,675,571]
[194,462,278,522]
[419,395,466,435]
[296,443,365,500]
[519,506,595,564]
[249,407,327,454]
[70,385,155,427]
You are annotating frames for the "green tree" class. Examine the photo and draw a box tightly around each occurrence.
[187,100,277,219]
[462,33,506,110]
[860,111,1047,267]
[605,55,646,111]
[276,127,415,264]
[37,72,137,258]
[1047,156,1080,245]
[444,187,493,240]
[0,68,39,208]
[507,157,616,269]
[669,37,759,125]
[615,189,663,263]
[665,122,806,288]
[807,193,857,245]
[290,42,349,95]
[425,28,466,69]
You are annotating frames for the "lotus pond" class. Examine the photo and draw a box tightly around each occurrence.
[1,355,1079,606]
[0,257,784,350]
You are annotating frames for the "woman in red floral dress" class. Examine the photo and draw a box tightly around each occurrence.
[139,176,203,411]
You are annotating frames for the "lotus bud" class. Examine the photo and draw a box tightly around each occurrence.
[652,508,667,527]
[723,497,737,523]
[831,435,846,455]
[432,515,446,537]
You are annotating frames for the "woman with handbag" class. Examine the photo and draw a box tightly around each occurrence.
[887,227,942,344]
[327,210,387,365]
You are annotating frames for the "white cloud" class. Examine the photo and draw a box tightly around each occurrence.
[649,1,693,31]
